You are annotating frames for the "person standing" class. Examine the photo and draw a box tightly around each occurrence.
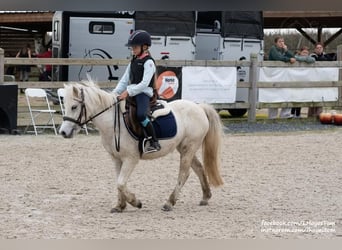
[16,44,32,82]
[36,45,52,81]
[267,36,296,119]
[308,42,336,118]
[294,46,316,63]
[310,42,336,61]
[291,46,316,118]
[113,30,161,153]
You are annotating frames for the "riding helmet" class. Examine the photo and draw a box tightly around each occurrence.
[126,30,151,47]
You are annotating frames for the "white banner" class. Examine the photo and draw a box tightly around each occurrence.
[181,66,237,103]
[259,67,339,102]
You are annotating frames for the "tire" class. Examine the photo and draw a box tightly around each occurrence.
[228,109,247,117]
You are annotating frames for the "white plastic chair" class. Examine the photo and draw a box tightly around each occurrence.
[57,88,88,135]
[25,88,57,136]
[57,88,66,115]
[4,75,15,82]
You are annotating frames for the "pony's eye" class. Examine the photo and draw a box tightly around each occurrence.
[71,105,78,110]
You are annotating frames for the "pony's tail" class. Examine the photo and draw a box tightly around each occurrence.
[200,104,224,187]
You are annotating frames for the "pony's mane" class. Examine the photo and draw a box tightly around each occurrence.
[80,78,99,88]
[66,79,117,110]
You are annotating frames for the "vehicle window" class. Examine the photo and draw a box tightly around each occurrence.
[89,22,115,34]
[53,20,60,41]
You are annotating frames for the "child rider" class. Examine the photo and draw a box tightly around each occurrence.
[113,30,161,153]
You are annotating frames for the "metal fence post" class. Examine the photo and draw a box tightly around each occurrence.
[0,48,4,84]
[248,53,258,122]
[337,45,342,107]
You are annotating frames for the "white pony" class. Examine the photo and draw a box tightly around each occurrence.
[59,80,223,212]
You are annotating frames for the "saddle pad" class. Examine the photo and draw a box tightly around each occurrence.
[151,100,171,118]
[153,112,177,139]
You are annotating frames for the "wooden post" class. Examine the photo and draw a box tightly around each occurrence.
[248,53,258,122]
[337,45,342,107]
[0,48,4,84]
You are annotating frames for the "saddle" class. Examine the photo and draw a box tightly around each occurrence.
[122,92,171,139]
[118,92,177,155]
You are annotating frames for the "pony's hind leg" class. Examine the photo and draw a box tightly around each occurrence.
[191,155,212,206]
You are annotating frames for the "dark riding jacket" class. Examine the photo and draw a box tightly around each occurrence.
[130,55,155,88]
[113,54,156,97]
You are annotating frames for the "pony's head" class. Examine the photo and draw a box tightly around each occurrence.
[59,79,117,138]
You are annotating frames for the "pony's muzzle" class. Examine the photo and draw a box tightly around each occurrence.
[59,129,73,138]
[59,123,75,138]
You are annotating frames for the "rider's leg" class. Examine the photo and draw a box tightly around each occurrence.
[135,93,161,152]
[141,118,161,152]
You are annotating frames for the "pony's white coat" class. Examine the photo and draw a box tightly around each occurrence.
[59,81,223,212]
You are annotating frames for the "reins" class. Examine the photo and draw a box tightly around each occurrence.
[113,99,121,151]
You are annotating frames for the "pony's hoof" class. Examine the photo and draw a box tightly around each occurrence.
[136,201,142,209]
[162,204,173,211]
[110,207,123,213]
[199,200,209,206]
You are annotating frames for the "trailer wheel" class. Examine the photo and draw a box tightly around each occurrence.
[228,109,247,117]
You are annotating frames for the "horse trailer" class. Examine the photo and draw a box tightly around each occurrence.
[52,11,196,82]
[52,11,264,117]
[52,11,135,82]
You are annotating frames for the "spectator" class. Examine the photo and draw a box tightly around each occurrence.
[308,42,336,118]
[267,36,296,119]
[16,43,32,82]
[310,42,336,61]
[295,46,316,63]
[291,46,316,118]
[36,46,52,81]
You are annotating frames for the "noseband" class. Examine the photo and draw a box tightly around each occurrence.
[63,88,115,127]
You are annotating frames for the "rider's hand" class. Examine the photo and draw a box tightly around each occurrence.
[118,90,128,100]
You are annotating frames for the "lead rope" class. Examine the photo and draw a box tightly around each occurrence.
[114,99,121,152]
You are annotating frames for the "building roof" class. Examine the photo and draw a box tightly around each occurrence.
[0,11,341,53]
[0,11,53,32]
[263,11,342,29]
[1,11,342,32]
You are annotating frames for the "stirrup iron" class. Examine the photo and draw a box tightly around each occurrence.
[142,137,160,154]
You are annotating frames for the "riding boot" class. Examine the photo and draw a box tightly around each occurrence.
[143,121,161,152]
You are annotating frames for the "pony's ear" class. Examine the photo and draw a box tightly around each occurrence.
[72,86,79,98]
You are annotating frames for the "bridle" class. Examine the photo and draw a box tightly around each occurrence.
[62,88,121,151]
[63,88,115,127]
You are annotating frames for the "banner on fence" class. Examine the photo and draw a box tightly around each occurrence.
[258,67,339,102]
[181,66,237,103]
[156,66,182,102]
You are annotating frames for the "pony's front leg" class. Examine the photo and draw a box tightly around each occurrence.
[163,153,192,211]
[110,158,127,213]
[110,187,128,213]
[111,158,142,213]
